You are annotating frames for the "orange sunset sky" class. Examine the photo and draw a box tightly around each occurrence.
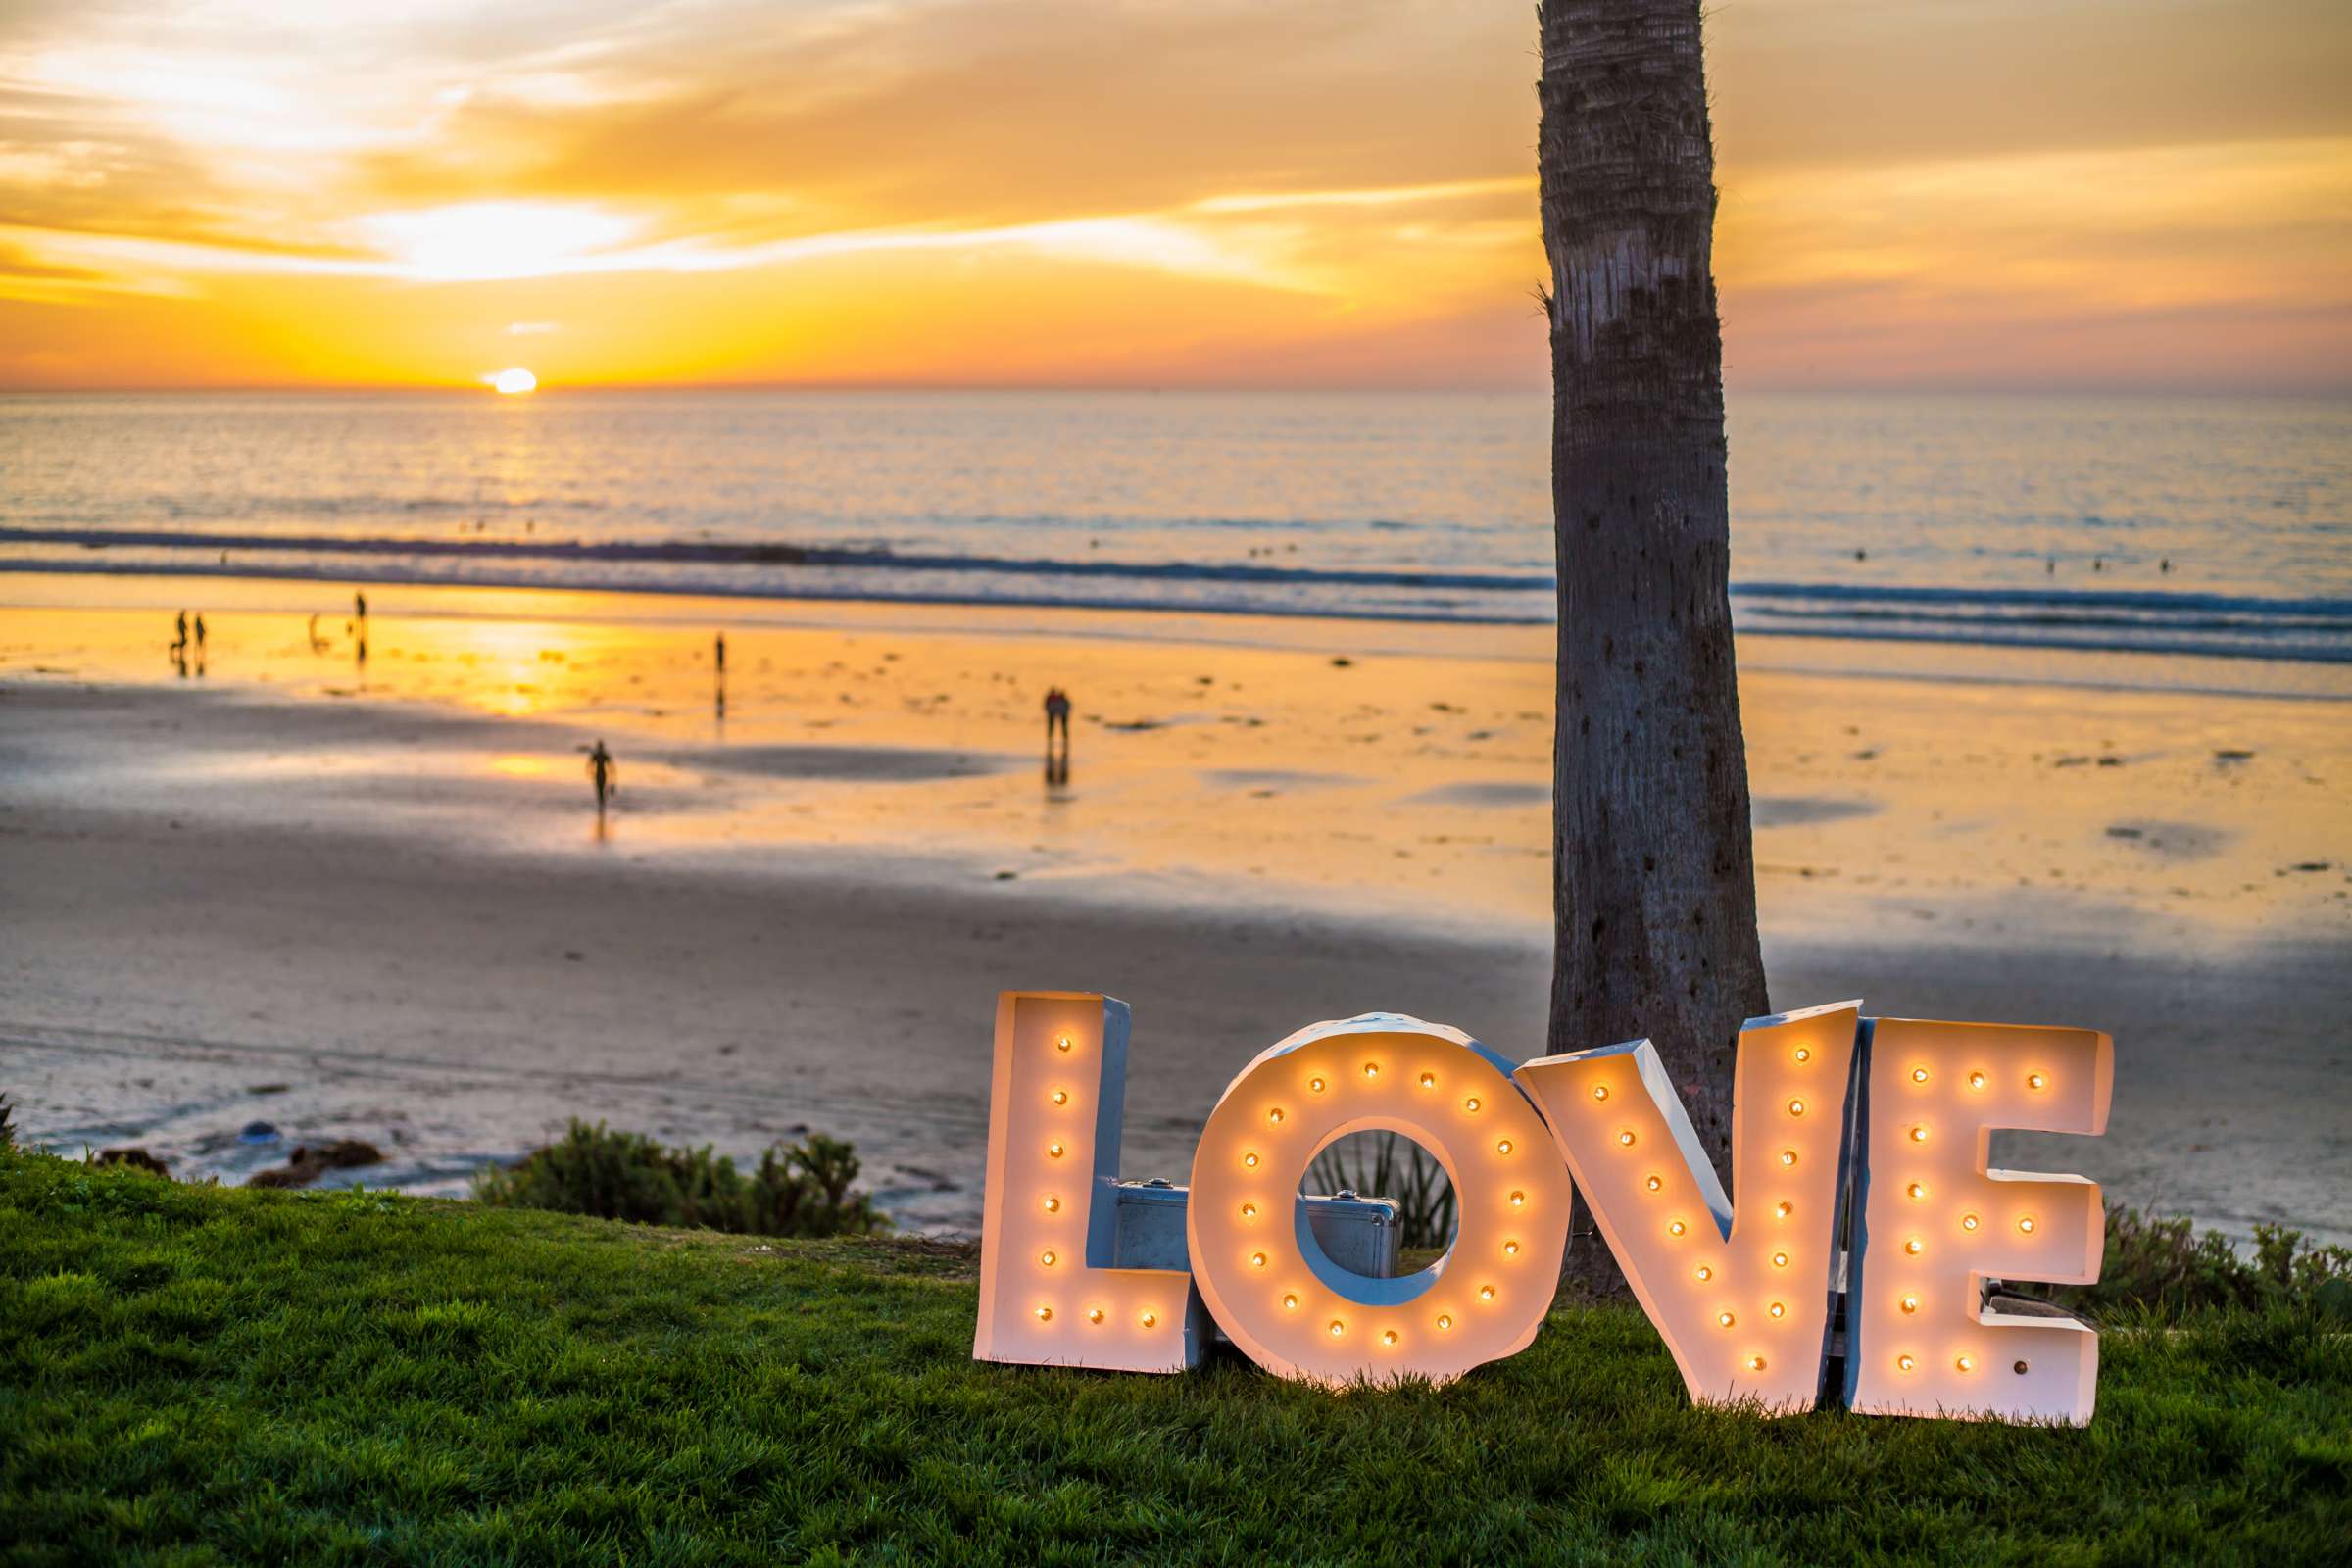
[2,0,2346,393]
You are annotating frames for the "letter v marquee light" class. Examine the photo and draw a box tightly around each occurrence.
[1516,1001,1864,1414]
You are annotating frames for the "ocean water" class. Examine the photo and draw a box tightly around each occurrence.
[3,389,2346,682]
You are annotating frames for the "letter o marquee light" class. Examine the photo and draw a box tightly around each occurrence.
[1187,1013,1572,1388]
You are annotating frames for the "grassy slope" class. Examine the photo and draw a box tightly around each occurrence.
[2,1155,2346,1566]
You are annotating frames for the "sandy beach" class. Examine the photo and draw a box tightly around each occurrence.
[4,574,2347,1244]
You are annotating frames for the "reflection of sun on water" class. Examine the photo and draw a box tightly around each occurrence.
[489,368,537,395]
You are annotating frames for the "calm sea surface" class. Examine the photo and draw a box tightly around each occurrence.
[3,390,2345,684]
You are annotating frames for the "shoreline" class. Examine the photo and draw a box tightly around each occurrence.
[4,578,2347,1245]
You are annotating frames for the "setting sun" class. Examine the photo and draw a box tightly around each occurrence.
[489,368,538,395]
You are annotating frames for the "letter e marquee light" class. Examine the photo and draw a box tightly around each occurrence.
[1845,1017,2112,1424]
[973,991,2115,1425]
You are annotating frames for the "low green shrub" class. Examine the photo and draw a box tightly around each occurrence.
[473,1120,890,1238]
[2053,1203,2352,1320]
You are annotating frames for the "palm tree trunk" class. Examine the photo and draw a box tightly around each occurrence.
[1537,0,1770,1294]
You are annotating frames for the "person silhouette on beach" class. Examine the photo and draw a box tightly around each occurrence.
[355,590,368,624]
[172,610,187,655]
[713,632,727,718]
[193,612,206,652]
[1043,687,1072,786]
[586,740,616,814]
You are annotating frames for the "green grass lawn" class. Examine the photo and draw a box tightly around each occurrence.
[2,1152,2346,1565]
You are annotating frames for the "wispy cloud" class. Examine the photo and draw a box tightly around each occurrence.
[0,0,2344,388]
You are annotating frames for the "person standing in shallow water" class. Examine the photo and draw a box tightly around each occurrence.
[1042,687,1072,786]
[586,740,615,814]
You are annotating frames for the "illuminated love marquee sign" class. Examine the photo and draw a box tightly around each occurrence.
[974,993,2114,1424]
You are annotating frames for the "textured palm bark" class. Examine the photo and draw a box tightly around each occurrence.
[1537,0,1771,1295]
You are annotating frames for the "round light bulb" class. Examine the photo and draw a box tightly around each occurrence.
[1645,1175,1663,1192]
[1141,1310,1157,1327]
[2019,1216,2036,1234]
[1618,1130,1637,1148]
[1906,1182,1926,1201]
[1043,1196,1059,1213]
[1282,1294,1298,1311]
[1776,1201,1792,1218]
[1899,1294,1920,1314]
[1717,1311,1735,1329]
[1418,1072,1436,1090]
[1904,1237,1924,1256]
[1040,1250,1056,1267]
[1908,1125,1928,1144]
[1051,1089,1068,1105]
[1962,1213,1980,1232]
[1592,1085,1610,1102]
[1668,1219,1687,1237]
[1794,1047,1812,1063]
[1329,1319,1346,1338]
[1771,1250,1788,1269]
[1267,1108,1285,1126]
[1769,1301,1786,1319]
[1504,1240,1521,1256]
[1047,1142,1064,1159]
[1496,1139,1514,1155]
[1748,1354,1767,1372]
[1462,1096,1483,1114]
[1968,1071,1986,1091]
[1036,1306,1053,1321]
[2028,1073,2047,1090]
[1956,1354,1975,1373]
[1308,1076,1326,1094]
[1897,1353,1916,1372]
[1788,1099,1806,1117]
[1911,1066,1929,1084]
[1250,1251,1267,1269]
[1055,1035,1073,1054]
[1509,1190,1526,1207]
[1382,1330,1398,1346]
[1362,1062,1379,1079]
[1479,1285,1495,1301]
[1087,1306,1103,1324]
[1694,1265,1712,1281]
[1241,1202,1258,1220]
[1243,1152,1259,1169]
[1436,1313,1453,1331]
[1779,1149,1798,1167]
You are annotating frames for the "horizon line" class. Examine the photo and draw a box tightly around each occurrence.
[2,378,2348,400]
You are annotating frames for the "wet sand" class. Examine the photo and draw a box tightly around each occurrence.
[3,579,2347,1244]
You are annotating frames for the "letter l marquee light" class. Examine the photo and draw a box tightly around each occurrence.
[973,992,1204,1371]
